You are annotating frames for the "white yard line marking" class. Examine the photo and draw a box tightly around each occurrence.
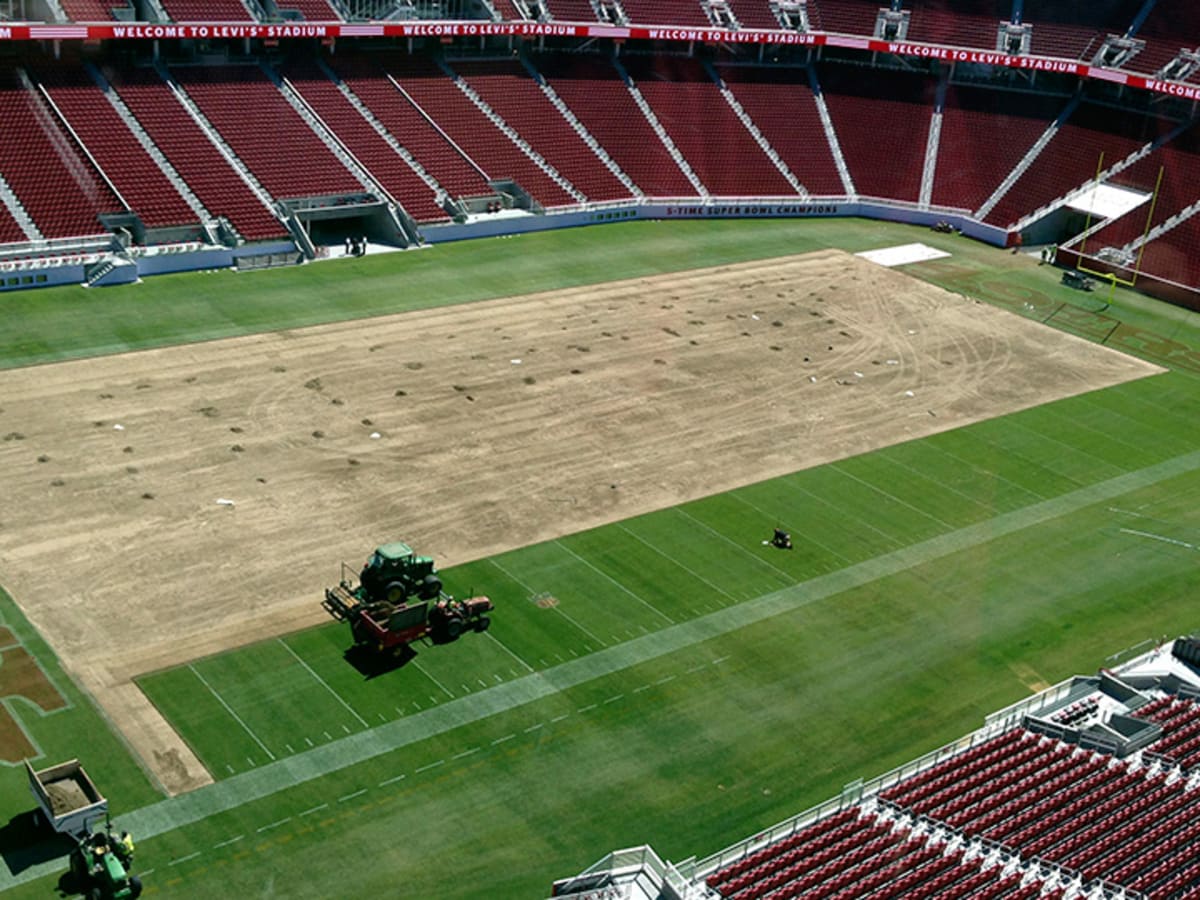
[412,660,455,699]
[603,694,623,705]
[483,630,535,672]
[299,804,328,817]
[878,452,992,514]
[524,722,544,733]
[337,789,367,803]
[830,461,955,531]
[188,664,276,761]
[256,817,291,832]
[617,523,736,603]
[378,774,405,787]
[491,734,515,745]
[169,852,201,866]
[555,539,675,624]
[213,835,244,849]
[1120,528,1197,551]
[278,639,368,728]
[577,703,598,713]
[550,714,569,723]
[415,759,445,774]
[674,506,797,579]
[452,747,480,760]
[490,553,609,647]
[930,439,1047,502]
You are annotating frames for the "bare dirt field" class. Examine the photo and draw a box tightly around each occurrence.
[0,250,1163,793]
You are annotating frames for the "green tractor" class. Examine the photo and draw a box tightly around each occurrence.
[358,542,443,605]
[69,824,141,899]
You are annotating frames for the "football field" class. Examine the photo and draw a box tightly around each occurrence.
[0,218,1197,899]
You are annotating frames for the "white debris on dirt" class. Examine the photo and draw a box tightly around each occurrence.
[904,390,915,397]
[215,498,235,506]
[113,424,125,431]
[369,432,381,439]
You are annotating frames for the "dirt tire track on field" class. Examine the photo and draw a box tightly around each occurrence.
[0,250,1161,794]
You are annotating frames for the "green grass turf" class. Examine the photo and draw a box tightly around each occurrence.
[1,218,1198,898]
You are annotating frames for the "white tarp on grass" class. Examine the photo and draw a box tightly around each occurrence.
[855,242,951,267]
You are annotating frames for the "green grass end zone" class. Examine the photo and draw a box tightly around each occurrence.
[1,218,1198,898]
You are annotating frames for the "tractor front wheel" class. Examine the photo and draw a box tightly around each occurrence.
[473,616,491,633]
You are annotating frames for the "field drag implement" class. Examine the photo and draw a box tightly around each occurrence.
[323,541,493,657]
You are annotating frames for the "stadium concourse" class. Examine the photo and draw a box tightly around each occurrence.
[1,3,1200,307]
[549,637,1200,900]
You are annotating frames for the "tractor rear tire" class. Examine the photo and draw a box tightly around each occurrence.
[384,581,407,604]
[473,616,491,633]
[444,616,464,640]
[419,575,442,600]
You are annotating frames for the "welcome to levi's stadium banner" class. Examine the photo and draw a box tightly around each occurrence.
[0,20,1193,100]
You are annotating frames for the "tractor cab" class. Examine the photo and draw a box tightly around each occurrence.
[359,542,443,604]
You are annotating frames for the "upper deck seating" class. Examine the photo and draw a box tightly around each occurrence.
[272,0,342,19]
[1126,2,1200,77]
[724,0,781,30]
[159,0,257,20]
[806,0,884,35]
[905,1,1008,50]
[59,0,122,21]
[542,0,600,22]
[1023,0,1142,61]
[618,0,710,26]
